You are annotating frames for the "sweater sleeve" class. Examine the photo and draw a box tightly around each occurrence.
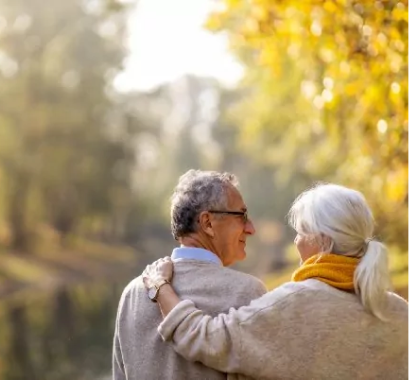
[158,283,304,377]
[112,331,126,380]
[158,300,244,373]
[112,298,127,380]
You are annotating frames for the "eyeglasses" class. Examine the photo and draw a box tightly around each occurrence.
[208,210,248,223]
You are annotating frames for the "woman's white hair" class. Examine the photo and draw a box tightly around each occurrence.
[288,183,391,320]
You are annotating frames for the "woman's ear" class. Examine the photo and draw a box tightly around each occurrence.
[320,234,333,253]
[198,211,215,238]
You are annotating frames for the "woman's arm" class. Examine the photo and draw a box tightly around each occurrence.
[157,298,244,373]
[157,285,301,377]
[155,283,181,317]
[143,258,298,377]
[143,258,243,372]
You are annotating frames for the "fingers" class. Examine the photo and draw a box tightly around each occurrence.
[157,256,171,263]
[141,257,174,288]
[142,276,149,288]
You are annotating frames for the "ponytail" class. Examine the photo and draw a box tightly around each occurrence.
[354,240,391,321]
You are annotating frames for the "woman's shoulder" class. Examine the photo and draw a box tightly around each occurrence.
[232,281,321,326]
[253,279,356,310]
[386,291,408,314]
[267,278,331,297]
[248,280,318,309]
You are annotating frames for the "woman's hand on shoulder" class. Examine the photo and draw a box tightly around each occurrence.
[142,256,174,288]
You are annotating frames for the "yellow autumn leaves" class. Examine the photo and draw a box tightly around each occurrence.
[205,0,408,270]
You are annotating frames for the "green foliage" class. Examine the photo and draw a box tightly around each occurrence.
[0,0,135,249]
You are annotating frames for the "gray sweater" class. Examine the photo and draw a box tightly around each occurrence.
[159,279,408,380]
[113,259,267,380]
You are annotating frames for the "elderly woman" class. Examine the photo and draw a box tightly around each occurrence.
[143,184,408,380]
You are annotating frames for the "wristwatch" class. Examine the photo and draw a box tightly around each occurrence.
[147,279,170,302]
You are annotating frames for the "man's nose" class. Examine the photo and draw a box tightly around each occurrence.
[245,219,256,235]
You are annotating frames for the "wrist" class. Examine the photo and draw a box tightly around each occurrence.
[156,283,173,302]
[147,279,170,302]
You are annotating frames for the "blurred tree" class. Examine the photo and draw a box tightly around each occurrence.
[0,0,135,250]
[206,0,408,272]
[123,76,221,223]
[5,305,36,380]
[213,86,310,273]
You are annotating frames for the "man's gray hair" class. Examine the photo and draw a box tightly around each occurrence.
[171,169,239,239]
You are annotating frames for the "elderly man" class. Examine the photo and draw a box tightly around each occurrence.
[113,170,266,380]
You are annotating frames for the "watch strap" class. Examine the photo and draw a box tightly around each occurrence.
[154,279,169,290]
[149,279,170,302]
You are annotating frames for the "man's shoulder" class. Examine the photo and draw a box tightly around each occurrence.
[212,266,267,297]
[173,261,267,300]
[119,261,267,302]
[175,260,265,287]
[119,276,145,300]
[221,266,266,287]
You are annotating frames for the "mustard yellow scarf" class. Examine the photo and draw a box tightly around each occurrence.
[291,253,359,291]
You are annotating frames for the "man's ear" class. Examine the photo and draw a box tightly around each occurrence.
[198,211,215,238]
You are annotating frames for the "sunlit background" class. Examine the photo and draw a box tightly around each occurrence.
[115,0,244,91]
[0,0,407,379]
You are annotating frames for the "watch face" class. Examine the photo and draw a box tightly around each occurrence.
[148,286,157,301]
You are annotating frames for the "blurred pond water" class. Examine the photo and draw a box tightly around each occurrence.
[0,279,129,380]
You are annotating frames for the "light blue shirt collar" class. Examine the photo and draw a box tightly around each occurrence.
[171,247,222,266]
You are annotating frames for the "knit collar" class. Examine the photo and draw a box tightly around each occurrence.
[291,253,359,291]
